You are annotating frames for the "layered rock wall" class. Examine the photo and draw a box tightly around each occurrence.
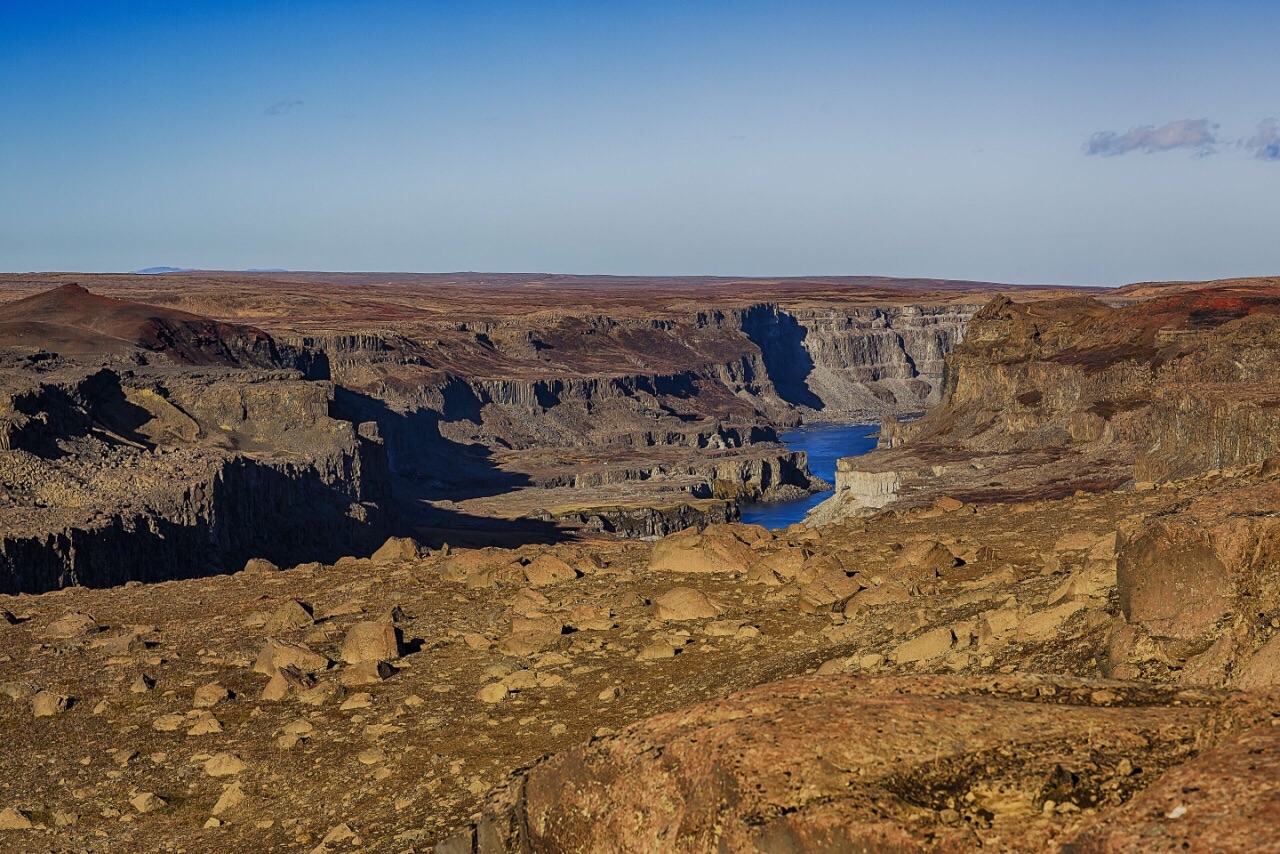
[0,368,393,594]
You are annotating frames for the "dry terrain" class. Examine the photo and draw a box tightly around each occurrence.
[3,273,1280,851]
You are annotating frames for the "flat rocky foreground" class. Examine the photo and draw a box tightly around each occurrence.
[2,472,1275,852]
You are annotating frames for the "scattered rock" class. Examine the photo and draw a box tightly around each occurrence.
[253,639,330,675]
[894,628,955,663]
[341,659,395,686]
[1015,601,1087,641]
[193,682,231,708]
[798,570,864,615]
[371,536,422,565]
[211,782,247,816]
[204,753,247,777]
[339,621,401,664]
[477,683,510,703]
[45,611,99,639]
[266,600,315,634]
[130,792,167,813]
[566,605,614,631]
[637,643,678,661]
[298,682,346,706]
[893,540,960,573]
[261,671,291,702]
[0,807,33,830]
[523,554,580,586]
[152,713,185,732]
[499,615,565,656]
[653,588,724,622]
[32,690,71,717]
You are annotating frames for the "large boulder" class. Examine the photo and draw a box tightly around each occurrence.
[339,621,401,664]
[648,528,755,575]
[1116,520,1234,643]
[370,536,422,565]
[652,588,724,622]
[253,640,330,675]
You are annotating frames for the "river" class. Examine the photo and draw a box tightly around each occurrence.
[740,422,879,529]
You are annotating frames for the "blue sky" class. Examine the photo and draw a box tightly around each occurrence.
[1,0,1277,285]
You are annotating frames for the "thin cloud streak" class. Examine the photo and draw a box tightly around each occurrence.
[1244,118,1280,161]
[1084,119,1219,157]
[264,99,304,116]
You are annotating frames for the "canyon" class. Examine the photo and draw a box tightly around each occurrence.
[2,273,1280,852]
[0,272,1075,592]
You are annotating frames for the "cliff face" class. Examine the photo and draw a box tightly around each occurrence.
[0,365,393,594]
[814,285,1280,521]
[738,303,967,418]
[311,302,972,515]
[0,284,976,584]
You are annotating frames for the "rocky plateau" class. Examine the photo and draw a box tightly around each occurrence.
[2,272,1280,851]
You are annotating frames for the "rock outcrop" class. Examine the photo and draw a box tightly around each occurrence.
[449,674,1277,853]
[0,287,393,593]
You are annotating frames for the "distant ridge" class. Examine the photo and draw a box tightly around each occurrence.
[0,283,280,366]
[131,266,194,274]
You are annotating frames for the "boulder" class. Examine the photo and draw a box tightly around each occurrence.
[566,605,614,632]
[31,690,71,717]
[445,674,1227,853]
[252,639,330,675]
[439,548,506,584]
[1117,519,1234,641]
[499,615,565,656]
[211,782,247,817]
[845,581,912,613]
[193,683,231,708]
[1015,601,1088,642]
[204,753,247,777]
[798,570,864,615]
[893,540,960,573]
[649,528,754,575]
[45,612,99,639]
[1236,633,1280,690]
[371,536,422,565]
[339,621,401,664]
[1064,724,1280,851]
[265,600,314,634]
[894,628,955,663]
[652,588,724,622]
[341,659,395,686]
[523,554,580,587]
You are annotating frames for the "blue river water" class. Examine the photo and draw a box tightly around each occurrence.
[740,422,879,529]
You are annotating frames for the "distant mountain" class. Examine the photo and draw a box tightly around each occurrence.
[242,268,289,273]
[131,266,194,274]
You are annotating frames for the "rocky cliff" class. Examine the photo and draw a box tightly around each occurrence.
[300,301,972,529]
[814,284,1280,521]
[0,281,977,586]
[0,366,393,594]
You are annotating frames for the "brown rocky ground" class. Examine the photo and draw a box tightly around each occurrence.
[3,470,1275,852]
[7,274,1280,852]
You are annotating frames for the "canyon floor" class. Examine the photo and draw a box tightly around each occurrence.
[3,273,1280,852]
